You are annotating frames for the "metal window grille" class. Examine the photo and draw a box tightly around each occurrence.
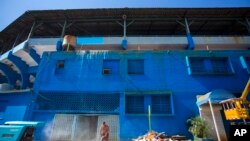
[36,93,120,113]
[125,95,144,114]
[151,95,172,114]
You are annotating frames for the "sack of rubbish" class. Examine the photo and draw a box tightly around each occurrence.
[132,131,170,141]
[132,130,189,141]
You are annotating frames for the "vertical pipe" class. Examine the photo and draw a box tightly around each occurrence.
[123,16,127,39]
[209,99,221,141]
[148,105,151,132]
[185,18,194,49]
[27,21,36,40]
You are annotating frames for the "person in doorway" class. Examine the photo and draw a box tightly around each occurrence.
[100,121,110,141]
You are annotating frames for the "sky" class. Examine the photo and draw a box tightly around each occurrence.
[1,0,250,31]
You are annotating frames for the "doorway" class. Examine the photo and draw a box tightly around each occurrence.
[50,114,119,141]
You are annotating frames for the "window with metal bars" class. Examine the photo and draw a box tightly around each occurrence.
[125,94,173,115]
[103,59,120,75]
[125,95,144,114]
[127,59,144,74]
[186,56,234,75]
[35,93,120,113]
[240,56,250,74]
[151,95,172,114]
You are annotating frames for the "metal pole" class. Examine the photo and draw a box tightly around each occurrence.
[123,15,127,39]
[12,33,21,48]
[208,99,221,141]
[185,18,190,34]
[60,20,67,40]
[27,21,36,40]
[148,105,151,132]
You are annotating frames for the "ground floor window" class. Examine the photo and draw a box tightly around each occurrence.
[125,92,173,115]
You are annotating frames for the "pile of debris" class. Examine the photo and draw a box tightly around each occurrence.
[132,131,189,141]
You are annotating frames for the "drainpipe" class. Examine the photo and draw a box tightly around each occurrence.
[122,15,127,50]
[185,18,195,50]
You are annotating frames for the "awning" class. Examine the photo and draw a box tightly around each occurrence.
[196,89,236,106]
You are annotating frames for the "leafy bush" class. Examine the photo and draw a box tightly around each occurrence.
[187,116,209,138]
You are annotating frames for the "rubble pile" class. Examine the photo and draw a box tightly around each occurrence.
[132,131,189,141]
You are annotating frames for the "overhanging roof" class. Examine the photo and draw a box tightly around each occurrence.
[1,8,250,53]
[196,89,236,106]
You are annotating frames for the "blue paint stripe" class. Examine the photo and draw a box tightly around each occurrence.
[77,37,104,45]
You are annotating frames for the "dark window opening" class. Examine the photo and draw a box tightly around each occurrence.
[103,69,111,74]
[103,59,119,75]
[55,60,65,75]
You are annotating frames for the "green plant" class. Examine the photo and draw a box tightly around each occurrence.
[187,116,209,138]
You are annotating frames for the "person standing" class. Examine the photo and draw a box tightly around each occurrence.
[100,121,110,141]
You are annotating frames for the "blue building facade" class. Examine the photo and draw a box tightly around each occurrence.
[0,8,250,141]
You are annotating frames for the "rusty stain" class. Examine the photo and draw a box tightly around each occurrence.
[233,36,241,44]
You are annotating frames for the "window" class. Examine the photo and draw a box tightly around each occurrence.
[186,57,234,75]
[151,95,172,114]
[125,93,174,115]
[128,59,144,74]
[102,60,119,75]
[240,56,250,74]
[55,60,65,75]
[125,95,144,114]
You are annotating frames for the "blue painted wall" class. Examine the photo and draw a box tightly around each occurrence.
[0,91,34,124]
[30,50,249,140]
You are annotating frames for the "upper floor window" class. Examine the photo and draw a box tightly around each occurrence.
[186,56,234,75]
[128,59,144,75]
